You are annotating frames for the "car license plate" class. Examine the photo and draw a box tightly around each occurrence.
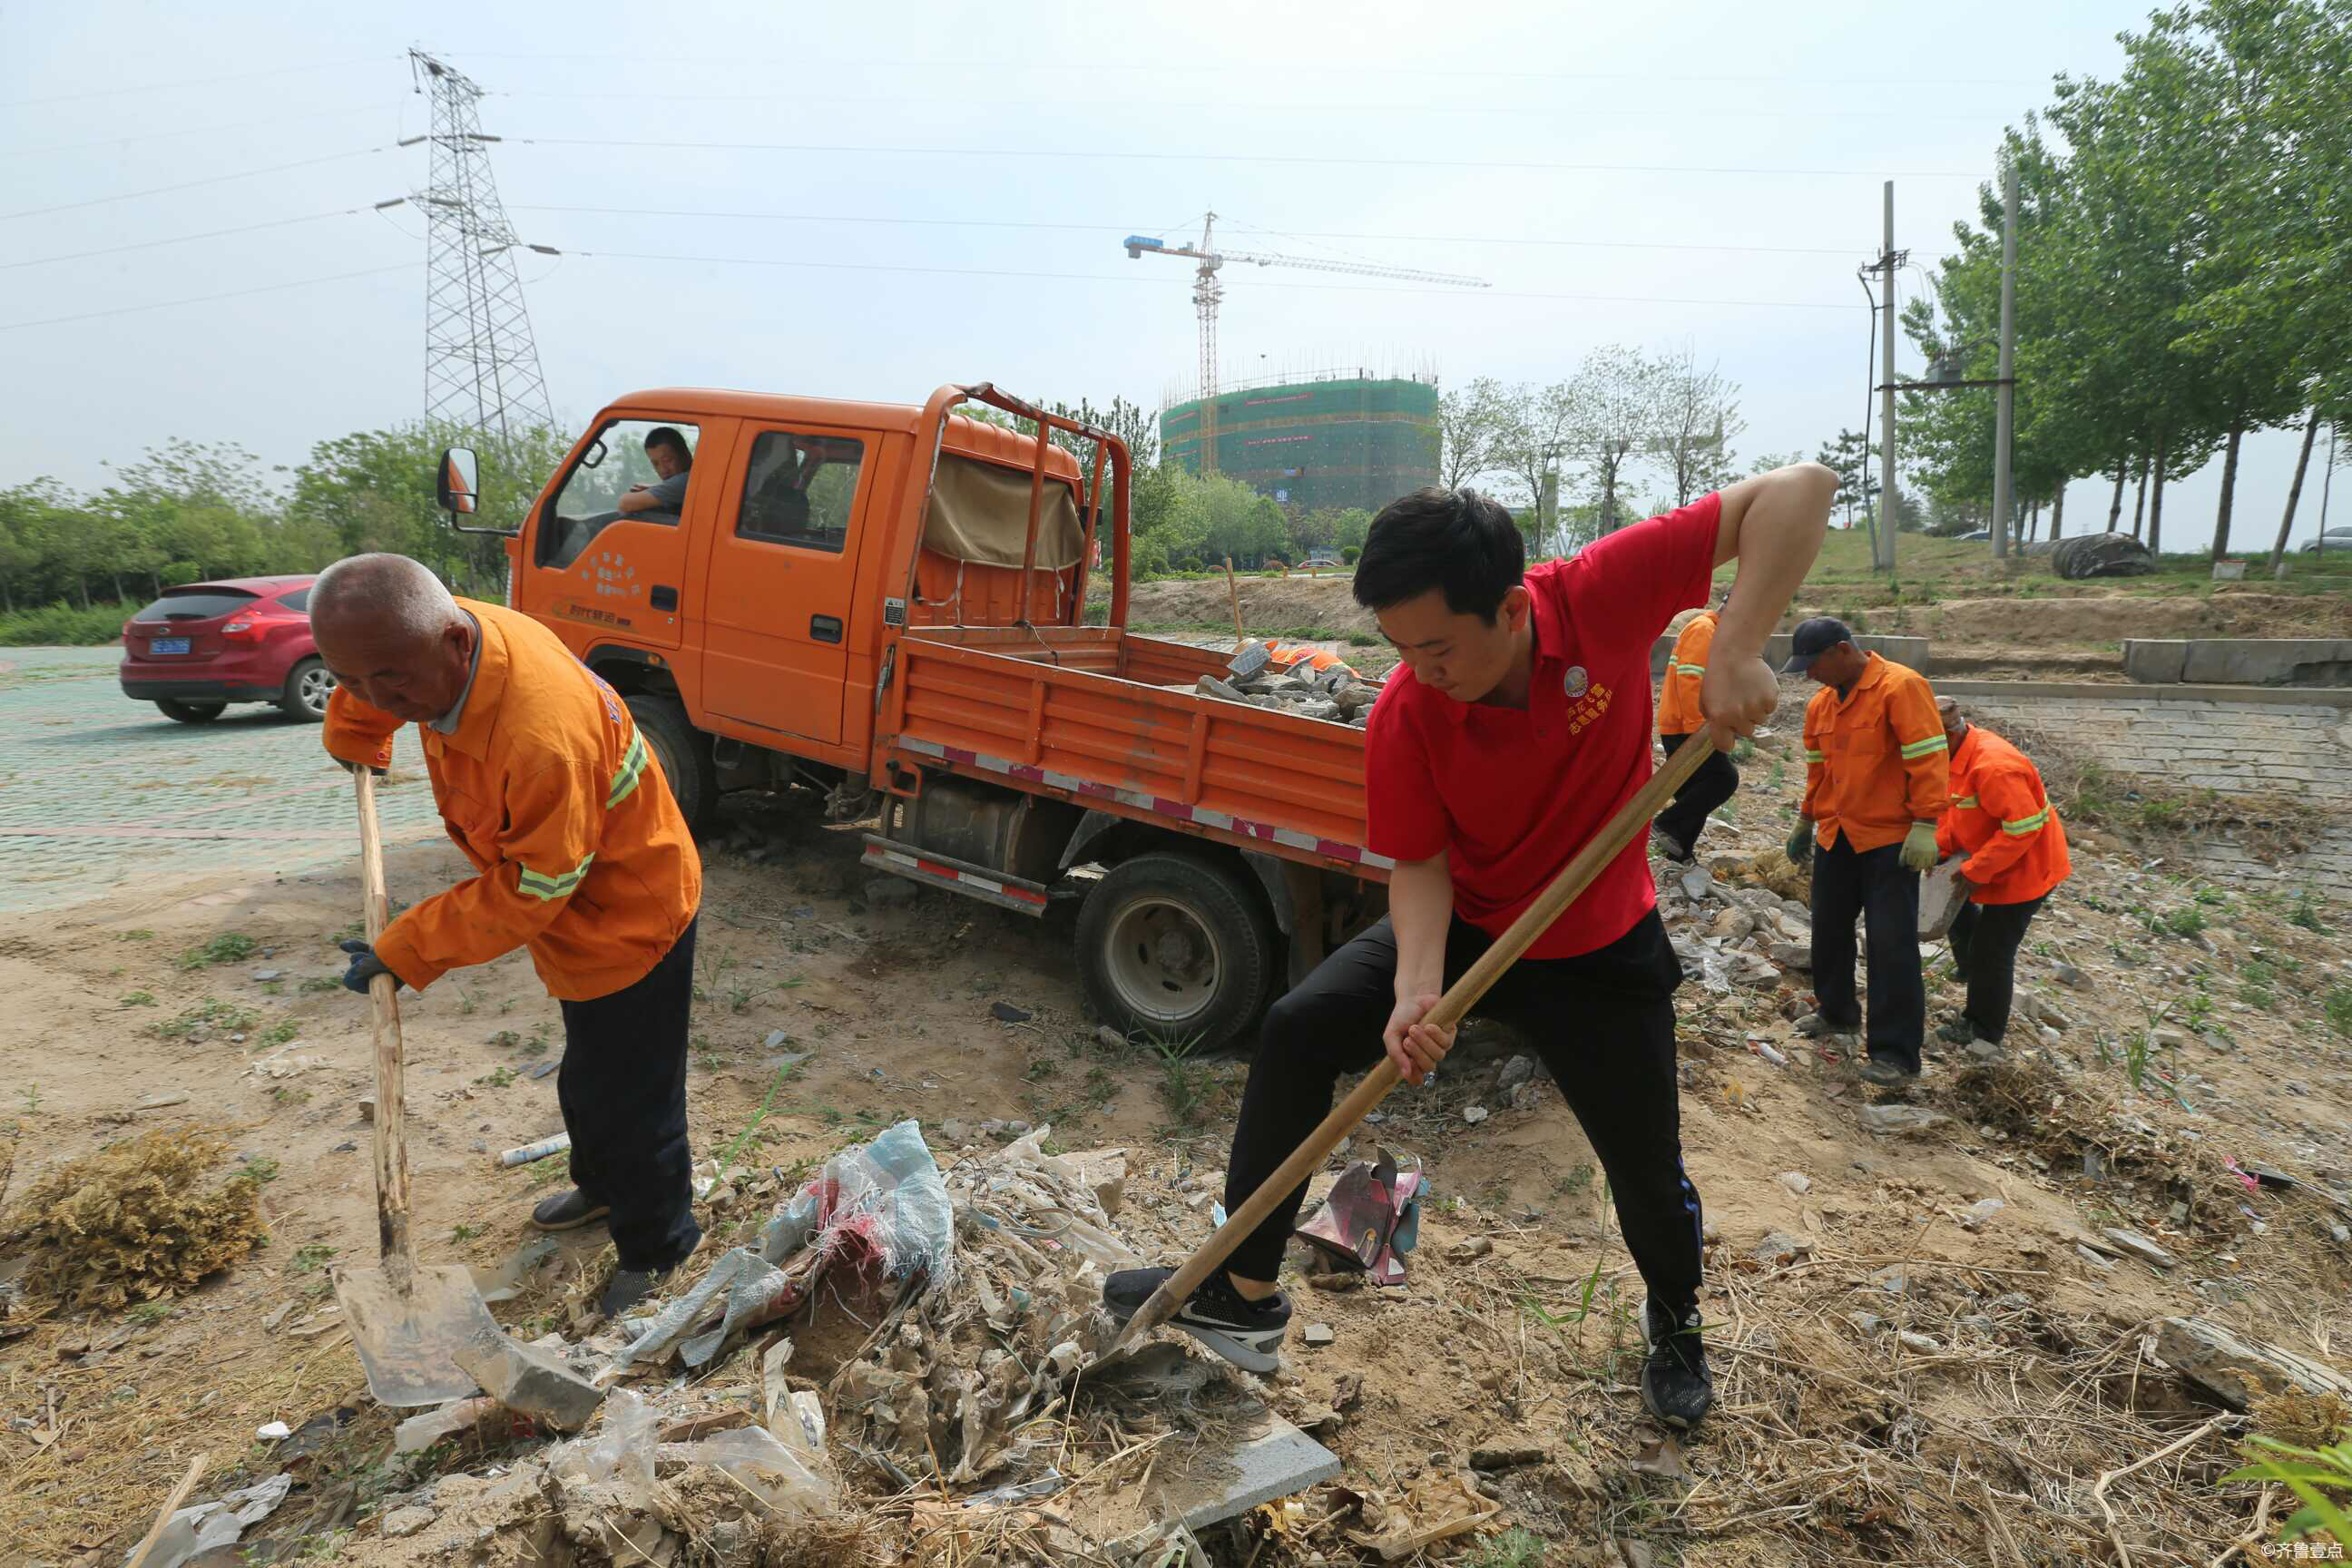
[150,637,191,655]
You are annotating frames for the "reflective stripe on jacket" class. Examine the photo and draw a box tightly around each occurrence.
[1657,611,1716,737]
[1935,723,2069,904]
[1799,652,1949,852]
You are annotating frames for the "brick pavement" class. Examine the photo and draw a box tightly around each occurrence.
[0,646,443,914]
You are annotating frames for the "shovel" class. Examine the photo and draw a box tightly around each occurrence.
[1094,728,1719,1370]
[331,769,502,1407]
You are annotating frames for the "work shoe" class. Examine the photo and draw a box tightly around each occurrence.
[1857,1057,1922,1088]
[1640,1299,1714,1430]
[529,1189,611,1232]
[1935,1019,1981,1046]
[596,1265,675,1319]
[1102,1267,1291,1374]
[1651,830,1693,865]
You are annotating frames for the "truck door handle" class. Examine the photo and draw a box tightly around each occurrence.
[651,585,678,612]
[810,614,843,644]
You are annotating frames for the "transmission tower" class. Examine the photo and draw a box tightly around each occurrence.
[408,49,554,439]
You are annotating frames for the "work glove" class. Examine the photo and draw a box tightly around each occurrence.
[1784,820,1815,867]
[339,938,402,995]
[1900,821,1939,874]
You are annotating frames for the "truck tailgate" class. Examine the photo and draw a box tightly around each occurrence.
[883,627,1387,873]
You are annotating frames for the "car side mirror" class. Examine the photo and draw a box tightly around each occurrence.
[437,447,479,514]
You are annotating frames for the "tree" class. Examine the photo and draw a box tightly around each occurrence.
[1043,395,1159,481]
[1816,429,1878,528]
[1436,377,1513,491]
[1566,345,1669,534]
[1652,348,1748,505]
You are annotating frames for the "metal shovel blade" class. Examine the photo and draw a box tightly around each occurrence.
[333,1261,503,1407]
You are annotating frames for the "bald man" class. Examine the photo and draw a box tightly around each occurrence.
[312,554,704,1317]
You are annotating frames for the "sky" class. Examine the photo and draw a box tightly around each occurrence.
[1,0,2339,554]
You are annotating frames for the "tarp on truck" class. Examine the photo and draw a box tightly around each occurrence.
[923,453,1086,571]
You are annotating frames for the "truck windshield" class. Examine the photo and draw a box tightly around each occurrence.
[542,419,701,569]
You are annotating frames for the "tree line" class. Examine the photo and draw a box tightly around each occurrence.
[1900,0,2348,566]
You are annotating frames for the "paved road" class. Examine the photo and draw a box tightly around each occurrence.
[0,646,443,914]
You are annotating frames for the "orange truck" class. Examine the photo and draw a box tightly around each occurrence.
[437,382,1387,1048]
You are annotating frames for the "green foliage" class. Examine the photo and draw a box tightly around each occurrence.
[290,1244,337,1273]
[2223,1434,2352,1548]
[0,598,138,646]
[1465,1529,1553,1568]
[177,933,258,970]
[2326,986,2352,1040]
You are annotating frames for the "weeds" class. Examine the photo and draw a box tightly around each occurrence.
[1152,1034,1211,1127]
[451,1224,481,1242]
[124,1300,172,1327]
[474,1067,515,1089]
[290,1244,337,1273]
[2326,987,2352,1040]
[1465,1530,1553,1568]
[177,932,258,970]
[2223,1434,2352,1547]
[118,991,155,1008]
[240,1158,281,1185]
[719,1063,799,1170]
[18,1083,38,1114]
[260,1020,299,1047]
[299,975,341,994]
[151,998,259,1041]
[270,1086,311,1107]
[118,928,153,942]
[2290,889,2330,932]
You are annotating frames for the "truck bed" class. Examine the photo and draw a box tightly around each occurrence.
[881,626,1390,876]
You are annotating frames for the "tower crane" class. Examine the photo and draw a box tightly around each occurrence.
[1123,212,1489,472]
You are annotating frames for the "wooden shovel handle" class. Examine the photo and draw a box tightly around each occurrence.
[355,769,415,1279]
[1108,730,1720,1351]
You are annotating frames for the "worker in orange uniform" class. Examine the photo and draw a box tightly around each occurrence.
[1782,617,1949,1087]
[1652,594,1738,863]
[1932,698,2070,1051]
[309,554,704,1318]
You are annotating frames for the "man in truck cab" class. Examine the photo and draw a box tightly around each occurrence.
[1104,466,1835,1434]
[618,426,693,517]
[310,554,705,1318]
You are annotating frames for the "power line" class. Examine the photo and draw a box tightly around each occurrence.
[0,147,389,222]
[0,263,416,333]
[535,242,1857,309]
[507,133,1978,179]
[0,56,388,109]
[505,202,1864,258]
[1,104,404,160]
[0,205,389,271]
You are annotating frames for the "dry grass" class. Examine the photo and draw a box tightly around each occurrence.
[3,1127,267,1310]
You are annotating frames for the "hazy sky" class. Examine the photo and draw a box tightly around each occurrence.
[2,0,2337,552]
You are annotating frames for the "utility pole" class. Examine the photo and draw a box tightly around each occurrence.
[1991,162,2018,561]
[407,49,554,441]
[1877,181,1901,573]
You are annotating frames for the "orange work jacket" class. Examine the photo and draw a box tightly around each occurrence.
[1657,611,1716,736]
[1936,723,2070,905]
[323,600,701,1001]
[1799,652,1949,853]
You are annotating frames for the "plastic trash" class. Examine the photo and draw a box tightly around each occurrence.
[126,1473,291,1568]
[662,1424,834,1514]
[963,1468,1065,1508]
[395,1395,502,1455]
[1296,1153,1427,1286]
[255,1420,291,1441]
[549,1387,656,1512]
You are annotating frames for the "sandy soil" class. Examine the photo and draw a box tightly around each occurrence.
[5,714,2351,1564]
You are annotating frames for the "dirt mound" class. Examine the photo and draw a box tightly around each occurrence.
[1127,573,1374,638]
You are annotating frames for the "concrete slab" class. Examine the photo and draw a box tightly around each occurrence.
[1111,1409,1341,1548]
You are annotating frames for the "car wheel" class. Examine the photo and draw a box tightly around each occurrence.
[624,693,717,834]
[156,699,226,724]
[1075,850,1277,1054]
[279,657,336,721]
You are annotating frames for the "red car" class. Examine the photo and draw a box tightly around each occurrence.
[118,575,337,724]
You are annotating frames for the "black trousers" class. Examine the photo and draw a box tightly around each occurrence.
[1808,837,1926,1073]
[1223,910,1703,1316]
[1949,896,2045,1043]
[557,916,702,1271]
[1654,732,1740,855]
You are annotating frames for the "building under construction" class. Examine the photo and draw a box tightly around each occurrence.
[1161,372,1440,514]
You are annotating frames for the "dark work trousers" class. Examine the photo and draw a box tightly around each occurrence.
[1222,910,1704,1316]
[1949,895,2046,1044]
[1653,732,1740,857]
[1808,837,1926,1073]
[557,916,702,1271]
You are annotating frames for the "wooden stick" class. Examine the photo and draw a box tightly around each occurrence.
[1102,730,1718,1357]
[1223,557,1246,651]
[123,1452,208,1568]
[2092,1414,2239,1568]
[355,771,415,1284]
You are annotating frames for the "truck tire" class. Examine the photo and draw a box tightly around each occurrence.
[156,698,225,724]
[278,657,335,721]
[1076,851,1275,1054]
[625,693,716,834]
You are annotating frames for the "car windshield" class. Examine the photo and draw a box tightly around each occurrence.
[132,588,260,622]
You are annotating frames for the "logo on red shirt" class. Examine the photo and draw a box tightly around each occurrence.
[1563,664,1589,700]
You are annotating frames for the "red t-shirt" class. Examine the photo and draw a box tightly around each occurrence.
[1366,495,1721,959]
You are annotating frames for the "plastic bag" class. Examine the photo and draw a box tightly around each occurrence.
[662,1424,834,1515]
[127,1474,291,1568]
[549,1387,656,1512]
[761,1119,954,1284]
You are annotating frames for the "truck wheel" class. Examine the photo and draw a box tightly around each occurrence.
[625,694,717,834]
[1076,851,1275,1054]
[156,698,225,724]
[278,657,335,721]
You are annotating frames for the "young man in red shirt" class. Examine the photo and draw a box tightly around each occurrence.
[1105,467,1834,1430]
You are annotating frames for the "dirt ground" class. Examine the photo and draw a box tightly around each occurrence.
[5,699,2352,1565]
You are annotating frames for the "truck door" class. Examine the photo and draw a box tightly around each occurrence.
[527,416,704,652]
[698,424,873,746]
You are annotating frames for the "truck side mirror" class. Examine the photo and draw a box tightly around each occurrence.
[436,447,479,515]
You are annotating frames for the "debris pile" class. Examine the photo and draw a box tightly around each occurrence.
[1195,642,1378,729]
[2,1128,266,1309]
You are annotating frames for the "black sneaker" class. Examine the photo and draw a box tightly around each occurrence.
[1652,830,1693,865]
[1641,1298,1713,1429]
[530,1189,611,1232]
[597,1265,674,1318]
[1102,1267,1291,1374]
[1935,1019,1979,1046]
[1857,1057,1923,1088]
